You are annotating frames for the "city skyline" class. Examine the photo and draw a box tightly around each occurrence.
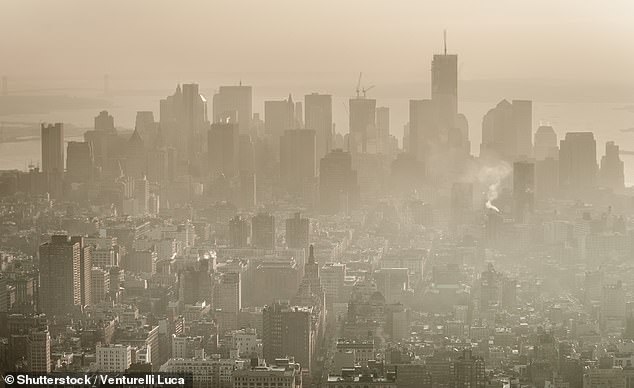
[1,2,634,387]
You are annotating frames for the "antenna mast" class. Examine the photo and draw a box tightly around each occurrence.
[443,29,447,55]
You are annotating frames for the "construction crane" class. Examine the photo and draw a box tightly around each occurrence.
[362,85,375,98]
[354,72,375,98]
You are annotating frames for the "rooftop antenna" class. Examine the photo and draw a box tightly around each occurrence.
[443,29,447,55]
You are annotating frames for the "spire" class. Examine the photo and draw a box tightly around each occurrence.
[443,29,447,55]
[308,244,315,264]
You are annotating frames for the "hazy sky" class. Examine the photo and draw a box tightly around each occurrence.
[2,0,633,83]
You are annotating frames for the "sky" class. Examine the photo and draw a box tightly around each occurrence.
[1,0,634,83]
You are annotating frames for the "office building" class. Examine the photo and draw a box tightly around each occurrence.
[146,149,169,183]
[602,281,626,326]
[160,84,208,162]
[39,235,81,314]
[265,95,295,155]
[70,236,93,307]
[321,263,346,305]
[212,84,252,134]
[408,99,438,165]
[453,349,486,388]
[600,141,625,191]
[431,46,458,130]
[233,363,301,388]
[376,106,390,154]
[533,125,558,160]
[96,344,132,372]
[513,161,535,223]
[28,328,52,373]
[305,93,333,161]
[41,123,65,175]
[349,97,376,153]
[239,134,255,173]
[263,301,315,371]
[559,132,597,192]
[66,141,94,183]
[208,122,239,178]
[91,267,110,303]
[251,212,275,249]
[285,212,310,251]
[535,157,559,199]
[229,215,250,248]
[481,99,533,160]
[213,272,242,332]
[171,335,205,359]
[319,149,359,214]
[95,110,115,132]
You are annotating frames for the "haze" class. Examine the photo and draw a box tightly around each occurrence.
[2,0,634,83]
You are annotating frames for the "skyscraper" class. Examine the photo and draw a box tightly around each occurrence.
[349,97,376,153]
[512,100,533,158]
[85,111,119,174]
[408,40,469,177]
[212,85,252,134]
[182,83,209,160]
[263,301,315,371]
[305,93,332,161]
[41,123,64,174]
[213,272,242,332]
[599,141,624,191]
[453,349,486,388]
[251,212,276,249]
[285,212,310,250]
[533,125,558,160]
[279,129,317,196]
[66,141,94,183]
[481,99,533,160]
[208,122,239,178]
[238,134,255,173]
[39,235,81,314]
[265,95,295,156]
[408,99,438,165]
[229,215,250,248]
[513,161,535,223]
[535,157,559,199]
[94,110,115,132]
[160,84,208,163]
[319,149,360,214]
[70,236,93,307]
[559,132,597,192]
[431,47,458,130]
[375,106,390,154]
[28,328,51,373]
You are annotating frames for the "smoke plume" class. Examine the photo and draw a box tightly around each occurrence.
[478,163,512,213]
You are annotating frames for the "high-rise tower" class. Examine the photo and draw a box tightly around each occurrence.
[41,123,64,174]
[305,93,333,161]
[39,235,81,314]
[431,31,458,130]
